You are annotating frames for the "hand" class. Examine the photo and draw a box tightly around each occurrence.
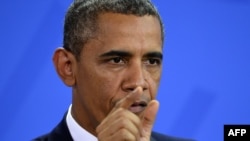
[96,87,159,141]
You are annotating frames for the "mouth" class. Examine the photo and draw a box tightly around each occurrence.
[129,101,148,114]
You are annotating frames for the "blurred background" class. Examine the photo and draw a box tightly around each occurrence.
[0,0,249,140]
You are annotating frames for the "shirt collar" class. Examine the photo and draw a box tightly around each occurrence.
[66,105,98,141]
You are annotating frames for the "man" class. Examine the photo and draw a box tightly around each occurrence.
[34,0,194,140]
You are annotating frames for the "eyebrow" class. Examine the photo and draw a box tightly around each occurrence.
[99,50,132,58]
[99,50,163,59]
[143,52,163,60]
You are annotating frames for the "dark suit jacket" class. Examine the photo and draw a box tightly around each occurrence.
[33,114,194,141]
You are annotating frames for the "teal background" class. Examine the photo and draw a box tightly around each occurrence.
[0,0,249,140]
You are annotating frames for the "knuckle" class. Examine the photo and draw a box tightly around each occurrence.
[119,129,134,141]
[119,118,129,128]
[116,108,128,117]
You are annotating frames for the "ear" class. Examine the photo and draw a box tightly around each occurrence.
[53,47,77,87]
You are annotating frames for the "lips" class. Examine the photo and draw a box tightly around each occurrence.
[129,101,148,114]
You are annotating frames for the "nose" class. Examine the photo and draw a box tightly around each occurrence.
[121,62,149,92]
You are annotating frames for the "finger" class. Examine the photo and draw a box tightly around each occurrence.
[141,100,159,137]
[96,108,141,134]
[97,87,143,131]
[114,86,143,110]
[98,128,136,141]
[97,116,141,140]
[96,87,144,139]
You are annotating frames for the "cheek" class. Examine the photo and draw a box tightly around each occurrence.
[94,73,121,111]
[147,71,161,99]
[148,80,158,99]
[77,65,117,113]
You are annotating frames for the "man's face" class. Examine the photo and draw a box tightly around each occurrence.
[72,13,163,131]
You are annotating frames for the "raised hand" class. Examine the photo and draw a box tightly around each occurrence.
[96,87,159,141]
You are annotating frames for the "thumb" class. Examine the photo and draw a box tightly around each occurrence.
[141,100,159,138]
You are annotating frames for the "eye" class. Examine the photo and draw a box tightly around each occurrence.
[145,58,161,66]
[109,57,125,64]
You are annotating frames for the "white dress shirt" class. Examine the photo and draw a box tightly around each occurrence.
[66,105,98,141]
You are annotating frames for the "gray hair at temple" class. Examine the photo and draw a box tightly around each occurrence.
[63,0,164,60]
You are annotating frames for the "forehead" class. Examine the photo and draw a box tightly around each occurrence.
[94,13,162,48]
[97,13,161,35]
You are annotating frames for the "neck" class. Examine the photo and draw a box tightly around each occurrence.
[71,102,98,136]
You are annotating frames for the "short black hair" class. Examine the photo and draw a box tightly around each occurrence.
[63,0,164,60]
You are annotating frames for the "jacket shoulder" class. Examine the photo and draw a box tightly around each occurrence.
[32,113,73,141]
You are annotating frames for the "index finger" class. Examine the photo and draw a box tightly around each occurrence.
[114,87,143,110]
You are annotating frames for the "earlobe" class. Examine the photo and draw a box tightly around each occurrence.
[53,47,76,86]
